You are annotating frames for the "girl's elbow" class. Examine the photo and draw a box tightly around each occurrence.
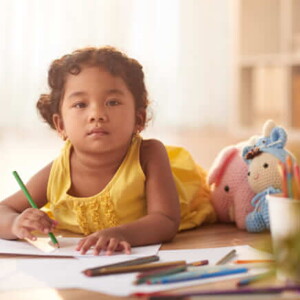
[167,216,180,241]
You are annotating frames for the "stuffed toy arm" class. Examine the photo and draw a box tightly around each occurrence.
[246,187,281,232]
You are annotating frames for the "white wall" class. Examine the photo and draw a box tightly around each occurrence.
[0,0,232,133]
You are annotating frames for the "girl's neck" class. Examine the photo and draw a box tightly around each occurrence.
[71,146,128,174]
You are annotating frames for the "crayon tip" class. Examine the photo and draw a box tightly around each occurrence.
[83,270,92,277]
[190,259,209,266]
[49,241,60,248]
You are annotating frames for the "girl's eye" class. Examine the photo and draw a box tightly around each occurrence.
[73,102,86,108]
[248,171,251,176]
[263,163,269,168]
[106,99,120,106]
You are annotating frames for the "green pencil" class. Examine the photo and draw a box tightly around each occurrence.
[12,171,60,248]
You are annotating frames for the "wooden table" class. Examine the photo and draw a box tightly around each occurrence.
[0,224,285,300]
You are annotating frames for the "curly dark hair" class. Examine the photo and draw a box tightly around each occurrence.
[36,46,150,129]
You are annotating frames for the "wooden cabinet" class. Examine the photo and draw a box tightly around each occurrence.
[231,0,300,140]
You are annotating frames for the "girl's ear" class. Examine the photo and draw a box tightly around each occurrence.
[135,109,146,133]
[53,113,67,140]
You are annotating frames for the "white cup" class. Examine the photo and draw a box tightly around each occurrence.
[267,194,300,283]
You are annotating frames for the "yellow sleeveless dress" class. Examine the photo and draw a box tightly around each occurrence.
[44,135,215,235]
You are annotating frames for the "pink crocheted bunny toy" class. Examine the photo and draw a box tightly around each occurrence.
[208,145,255,229]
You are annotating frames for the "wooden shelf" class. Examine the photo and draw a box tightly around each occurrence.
[232,0,300,140]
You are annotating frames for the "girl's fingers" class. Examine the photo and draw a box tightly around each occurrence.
[75,238,86,251]
[78,237,98,254]
[75,230,131,256]
[27,209,48,220]
[19,210,56,231]
[118,241,131,254]
[93,238,108,256]
[22,219,52,234]
[17,228,37,241]
[105,238,119,256]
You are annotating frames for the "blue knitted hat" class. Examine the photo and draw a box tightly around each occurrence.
[242,126,288,164]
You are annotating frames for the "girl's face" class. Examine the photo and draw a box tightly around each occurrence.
[53,66,144,155]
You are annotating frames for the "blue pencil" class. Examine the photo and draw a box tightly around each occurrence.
[147,267,248,284]
[286,156,294,198]
[237,270,274,287]
[136,285,300,298]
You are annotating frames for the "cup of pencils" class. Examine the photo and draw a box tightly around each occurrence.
[267,157,300,283]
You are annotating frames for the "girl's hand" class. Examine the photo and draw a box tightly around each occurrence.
[11,208,57,241]
[76,227,131,256]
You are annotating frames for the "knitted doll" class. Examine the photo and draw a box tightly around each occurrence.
[208,144,256,229]
[242,120,291,232]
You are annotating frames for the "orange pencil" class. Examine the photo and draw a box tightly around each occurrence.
[234,259,275,264]
[279,161,288,197]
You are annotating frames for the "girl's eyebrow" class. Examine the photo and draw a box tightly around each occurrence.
[67,89,125,100]
[67,91,87,99]
[106,89,125,96]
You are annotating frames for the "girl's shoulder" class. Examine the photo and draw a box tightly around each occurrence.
[140,138,165,152]
[140,138,167,158]
[139,138,168,173]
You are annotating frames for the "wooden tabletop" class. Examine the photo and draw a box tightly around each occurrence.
[0,224,279,300]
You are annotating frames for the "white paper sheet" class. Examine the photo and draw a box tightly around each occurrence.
[0,237,161,257]
[0,245,273,296]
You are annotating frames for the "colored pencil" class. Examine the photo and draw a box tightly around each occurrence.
[237,270,275,286]
[279,161,288,197]
[134,260,209,284]
[215,249,236,265]
[294,163,300,200]
[137,264,185,279]
[286,156,294,198]
[83,255,159,276]
[12,171,59,248]
[188,259,209,267]
[147,267,248,284]
[84,260,186,277]
[234,259,275,264]
[133,285,300,298]
[135,265,187,285]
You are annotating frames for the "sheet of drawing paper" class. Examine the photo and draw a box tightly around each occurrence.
[0,245,272,296]
[0,237,161,257]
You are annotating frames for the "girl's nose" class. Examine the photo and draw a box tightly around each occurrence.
[89,106,108,123]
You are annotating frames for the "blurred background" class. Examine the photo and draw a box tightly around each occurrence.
[1,0,300,198]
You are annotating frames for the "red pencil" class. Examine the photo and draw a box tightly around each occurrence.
[294,163,300,200]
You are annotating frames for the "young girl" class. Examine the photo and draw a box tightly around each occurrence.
[0,46,215,255]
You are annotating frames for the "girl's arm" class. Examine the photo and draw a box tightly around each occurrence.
[77,139,181,255]
[0,163,54,240]
[121,138,181,244]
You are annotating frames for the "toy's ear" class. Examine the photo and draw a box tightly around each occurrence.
[270,127,287,148]
[262,119,276,137]
[208,147,239,186]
